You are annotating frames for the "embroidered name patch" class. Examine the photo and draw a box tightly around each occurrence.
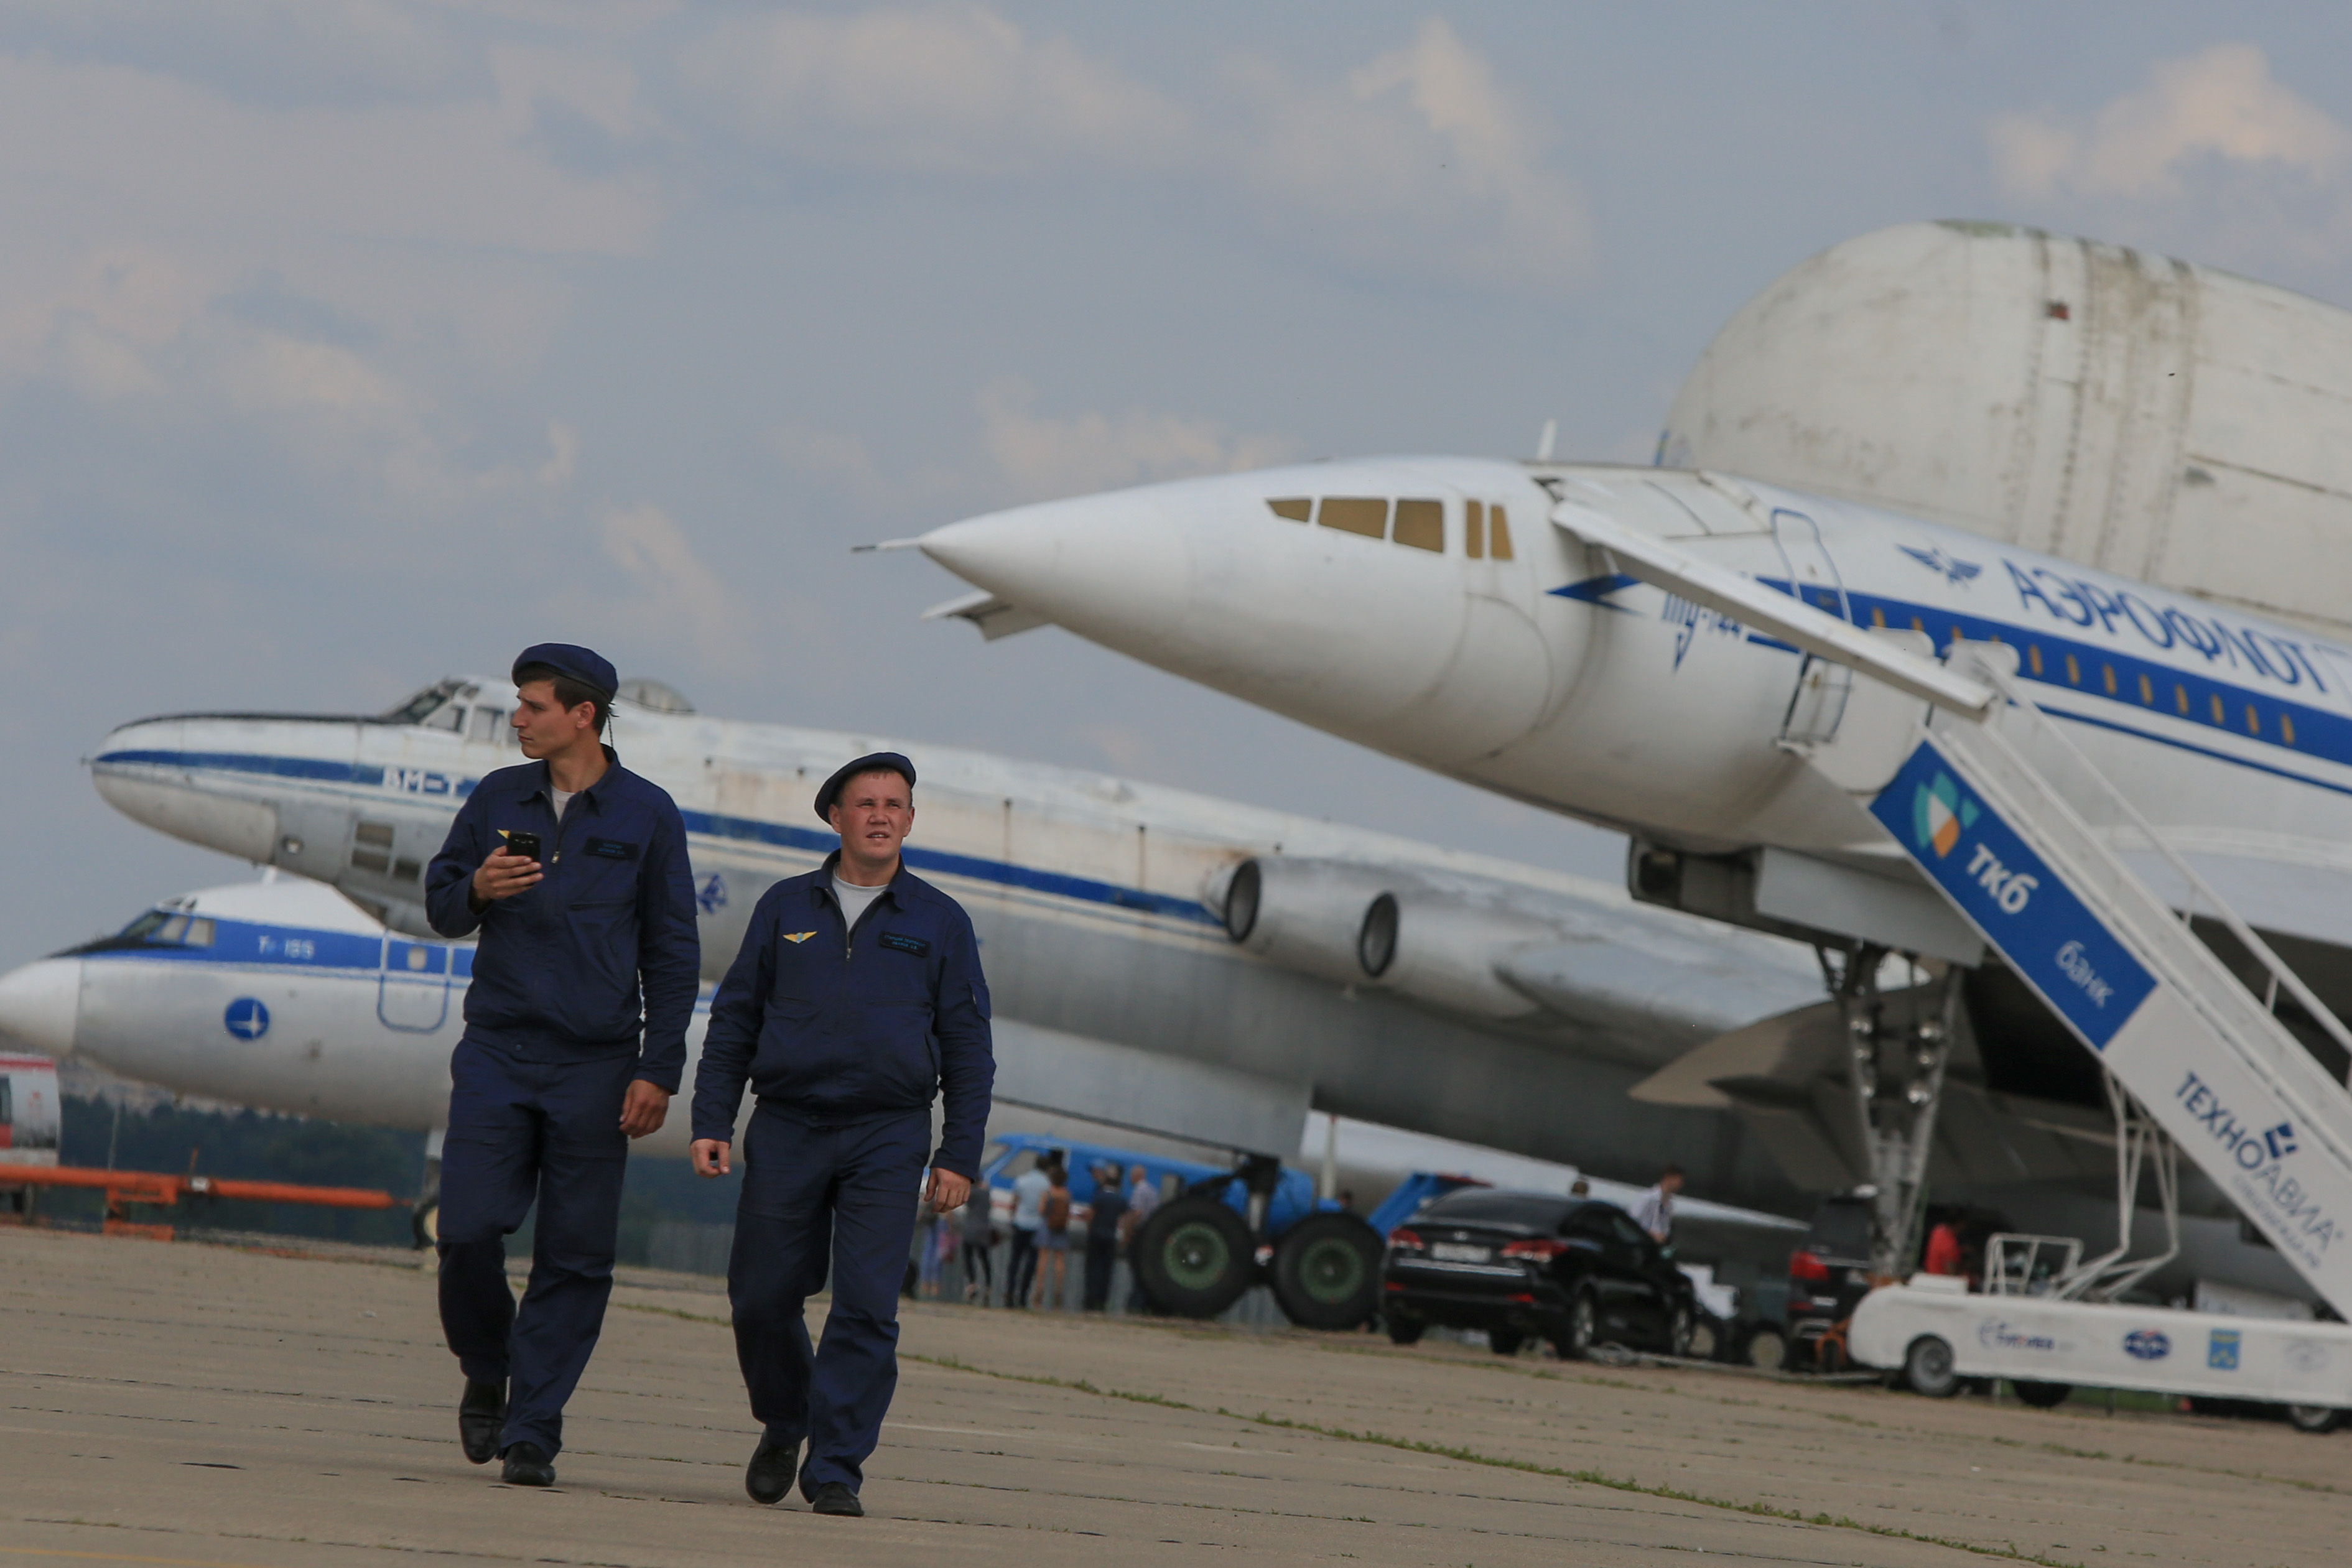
[781,931,817,945]
[586,838,638,860]
[879,931,931,957]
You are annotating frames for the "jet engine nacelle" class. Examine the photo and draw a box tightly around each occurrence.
[1213,856,1399,988]
[1214,856,1545,1021]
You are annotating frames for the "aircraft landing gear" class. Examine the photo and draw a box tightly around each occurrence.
[1827,945,1958,1279]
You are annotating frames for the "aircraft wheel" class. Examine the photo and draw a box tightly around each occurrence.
[2285,1403,2347,1434]
[2012,1380,2073,1409]
[1385,1314,1425,1346]
[411,1200,439,1251]
[1902,1335,1960,1398]
[1132,1196,1255,1319]
[1270,1213,1383,1330]
[1488,1327,1525,1356]
[1742,1324,1788,1371]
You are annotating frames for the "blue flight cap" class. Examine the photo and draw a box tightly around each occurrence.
[512,643,618,702]
[815,751,917,822]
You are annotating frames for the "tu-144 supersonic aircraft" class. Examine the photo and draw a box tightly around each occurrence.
[911,455,2352,1310]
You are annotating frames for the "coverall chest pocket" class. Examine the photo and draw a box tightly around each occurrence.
[564,837,641,907]
[771,927,829,1003]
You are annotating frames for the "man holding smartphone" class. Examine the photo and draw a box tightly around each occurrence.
[424,644,700,1488]
[691,753,993,1518]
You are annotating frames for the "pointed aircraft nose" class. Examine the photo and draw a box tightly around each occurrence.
[0,958,81,1057]
[919,486,1196,651]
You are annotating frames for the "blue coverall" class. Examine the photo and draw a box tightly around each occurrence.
[424,749,699,1459]
[692,853,994,1497]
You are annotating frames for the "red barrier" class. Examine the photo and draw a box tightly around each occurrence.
[0,1164,403,1240]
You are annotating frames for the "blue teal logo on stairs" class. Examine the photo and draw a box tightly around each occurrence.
[1913,771,1979,859]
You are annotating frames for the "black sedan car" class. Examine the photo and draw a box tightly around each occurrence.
[1381,1189,1696,1358]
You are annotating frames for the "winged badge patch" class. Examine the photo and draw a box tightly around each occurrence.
[781,931,817,944]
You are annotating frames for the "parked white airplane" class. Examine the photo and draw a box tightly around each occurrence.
[49,687,1832,1210]
[908,455,2352,1305]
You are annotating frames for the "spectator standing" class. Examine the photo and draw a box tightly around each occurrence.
[1922,1220,1964,1278]
[1629,1164,1683,1245]
[1122,1164,1160,1312]
[1082,1161,1126,1311]
[916,1198,949,1301]
[1005,1156,1052,1307]
[1033,1160,1073,1309]
[960,1182,998,1303]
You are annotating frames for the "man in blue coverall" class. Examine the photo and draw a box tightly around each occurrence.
[424,644,700,1488]
[691,751,994,1518]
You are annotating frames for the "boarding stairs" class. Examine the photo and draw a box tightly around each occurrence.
[1551,503,2352,1320]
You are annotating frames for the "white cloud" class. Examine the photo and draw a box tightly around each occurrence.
[601,504,756,667]
[1992,45,2351,202]
[1227,18,1590,284]
[975,378,1292,502]
[678,2,1190,174]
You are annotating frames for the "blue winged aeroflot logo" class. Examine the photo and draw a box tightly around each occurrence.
[1551,573,1640,612]
[1899,544,1982,585]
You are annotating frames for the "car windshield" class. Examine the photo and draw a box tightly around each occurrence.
[1806,1200,1872,1260]
[1420,1190,1574,1230]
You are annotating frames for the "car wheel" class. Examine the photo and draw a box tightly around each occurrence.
[1551,1290,1599,1361]
[2012,1380,2073,1409]
[1688,1317,1721,1362]
[1666,1304,1695,1358]
[1270,1212,1383,1330]
[1742,1324,1788,1371]
[1902,1335,1959,1398]
[1488,1327,1525,1356]
[1385,1314,1425,1346]
[2285,1403,2346,1434]
[1132,1195,1257,1318]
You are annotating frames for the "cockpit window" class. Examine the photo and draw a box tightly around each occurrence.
[468,705,508,745]
[1266,498,1311,522]
[383,680,459,725]
[423,703,464,733]
[117,910,172,941]
[155,915,215,947]
[1393,499,1443,552]
[1318,498,1388,539]
[1489,503,1515,560]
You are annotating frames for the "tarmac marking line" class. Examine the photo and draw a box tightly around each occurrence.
[0,1549,278,1567]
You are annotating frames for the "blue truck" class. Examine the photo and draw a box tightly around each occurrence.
[977,1133,1398,1329]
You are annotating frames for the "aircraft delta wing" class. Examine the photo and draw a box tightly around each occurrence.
[73,680,1824,1197]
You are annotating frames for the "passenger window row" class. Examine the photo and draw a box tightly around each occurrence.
[1266,496,1512,559]
[351,820,424,884]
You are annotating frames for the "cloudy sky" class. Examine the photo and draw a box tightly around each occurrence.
[7,1,2352,965]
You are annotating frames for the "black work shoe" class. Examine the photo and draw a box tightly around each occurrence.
[807,1481,863,1516]
[745,1439,797,1505]
[458,1378,506,1465]
[500,1441,555,1487]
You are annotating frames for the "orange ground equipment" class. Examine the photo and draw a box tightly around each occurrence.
[0,1164,402,1240]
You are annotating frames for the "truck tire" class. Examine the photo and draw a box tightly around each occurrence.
[1132,1196,1255,1319]
[1902,1335,1959,1398]
[1385,1314,1425,1346]
[1270,1212,1383,1330]
[2012,1380,2073,1409]
[2285,1403,2346,1434]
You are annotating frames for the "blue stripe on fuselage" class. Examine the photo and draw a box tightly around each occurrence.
[88,751,1221,928]
[77,916,472,977]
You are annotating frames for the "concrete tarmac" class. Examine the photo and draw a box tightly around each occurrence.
[2,1227,2348,1568]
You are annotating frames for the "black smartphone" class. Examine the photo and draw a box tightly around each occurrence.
[506,830,543,862]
